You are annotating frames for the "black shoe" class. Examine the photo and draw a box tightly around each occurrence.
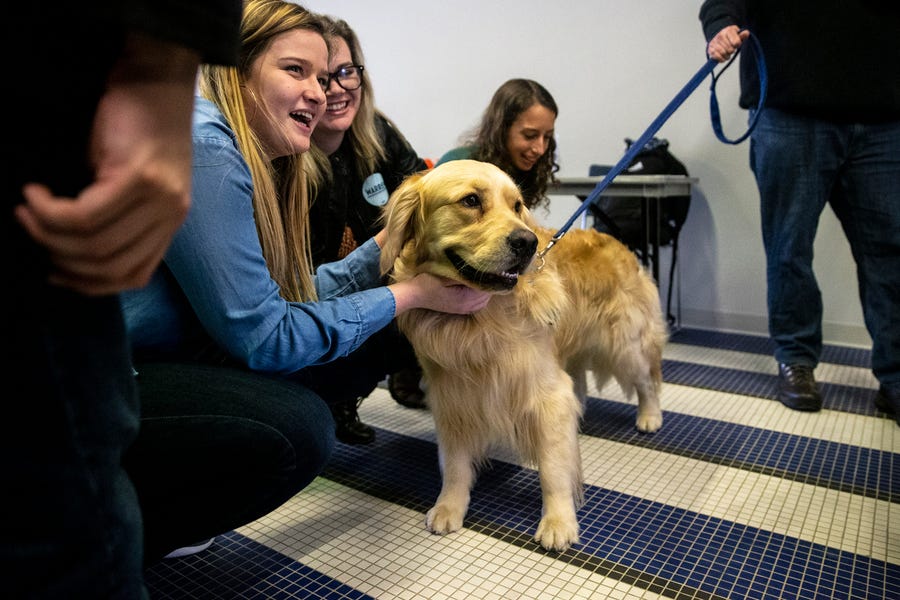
[874,385,900,426]
[388,368,427,409]
[332,397,375,444]
[776,363,822,411]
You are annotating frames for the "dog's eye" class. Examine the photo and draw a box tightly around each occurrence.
[514,200,524,213]
[460,194,481,208]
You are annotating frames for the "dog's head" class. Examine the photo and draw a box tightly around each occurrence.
[380,160,539,293]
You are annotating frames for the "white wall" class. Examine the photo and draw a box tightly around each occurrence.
[303,0,870,347]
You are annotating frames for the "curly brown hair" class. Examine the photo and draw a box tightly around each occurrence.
[468,79,559,210]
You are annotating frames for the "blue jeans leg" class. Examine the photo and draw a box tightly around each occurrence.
[828,120,900,386]
[3,284,145,599]
[750,108,831,367]
[750,108,900,385]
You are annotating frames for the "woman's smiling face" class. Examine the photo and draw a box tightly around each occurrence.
[243,28,329,159]
[314,36,360,138]
[505,103,556,172]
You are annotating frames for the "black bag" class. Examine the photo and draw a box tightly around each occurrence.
[588,137,690,252]
[588,137,691,327]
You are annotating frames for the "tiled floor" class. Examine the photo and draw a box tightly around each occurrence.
[145,328,898,599]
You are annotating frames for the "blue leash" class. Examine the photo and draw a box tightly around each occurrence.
[536,30,767,262]
[709,32,767,145]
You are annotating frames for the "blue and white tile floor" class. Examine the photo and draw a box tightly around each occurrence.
[146,328,898,599]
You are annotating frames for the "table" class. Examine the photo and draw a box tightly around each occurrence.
[548,174,698,326]
[548,174,697,280]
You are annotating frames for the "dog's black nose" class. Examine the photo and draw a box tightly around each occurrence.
[508,229,538,259]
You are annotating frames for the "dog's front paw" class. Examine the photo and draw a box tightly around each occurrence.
[534,515,579,552]
[425,504,465,535]
[636,410,663,433]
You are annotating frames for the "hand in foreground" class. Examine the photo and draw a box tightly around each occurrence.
[707,25,749,63]
[14,34,201,296]
[389,272,492,315]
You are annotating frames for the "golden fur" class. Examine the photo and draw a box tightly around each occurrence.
[380,160,668,552]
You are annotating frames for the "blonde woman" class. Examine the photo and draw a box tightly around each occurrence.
[121,0,489,563]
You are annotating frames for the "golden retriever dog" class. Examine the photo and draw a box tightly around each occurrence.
[379,160,668,552]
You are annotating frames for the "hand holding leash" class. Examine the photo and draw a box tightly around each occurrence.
[537,30,766,264]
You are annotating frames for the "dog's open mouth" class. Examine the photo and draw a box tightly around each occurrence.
[446,249,529,291]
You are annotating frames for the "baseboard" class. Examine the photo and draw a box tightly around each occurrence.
[678,308,873,349]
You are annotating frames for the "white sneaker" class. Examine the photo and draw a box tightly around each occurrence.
[163,537,215,559]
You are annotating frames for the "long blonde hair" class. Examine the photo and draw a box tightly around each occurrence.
[198,0,325,301]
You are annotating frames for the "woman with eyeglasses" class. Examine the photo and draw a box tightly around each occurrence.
[437,78,559,212]
[301,15,433,444]
[119,0,489,564]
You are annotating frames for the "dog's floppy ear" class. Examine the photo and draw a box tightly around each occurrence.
[379,171,425,276]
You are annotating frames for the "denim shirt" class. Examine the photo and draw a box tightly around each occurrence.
[122,98,396,374]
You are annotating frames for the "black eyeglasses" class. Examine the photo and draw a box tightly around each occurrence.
[325,65,364,91]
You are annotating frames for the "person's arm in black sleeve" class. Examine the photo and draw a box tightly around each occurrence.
[699,0,746,43]
[122,0,243,65]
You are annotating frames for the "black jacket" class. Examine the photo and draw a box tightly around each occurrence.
[699,0,900,122]
[310,114,428,265]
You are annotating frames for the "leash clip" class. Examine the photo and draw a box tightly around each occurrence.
[535,230,566,270]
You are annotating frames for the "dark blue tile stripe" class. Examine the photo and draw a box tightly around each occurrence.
[581,396,897,502]
[148,425,897,600]
[670,328,872,369]
[662,359,885,417]
[316,430,897,600]
[145,329,890,599]
[145,531,374,599]
[575,488,895,600]
[670,328,777,355]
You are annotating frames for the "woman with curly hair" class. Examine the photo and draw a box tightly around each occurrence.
[437,78,559,211]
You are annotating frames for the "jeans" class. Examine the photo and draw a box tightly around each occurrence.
[2,279,146,598]
[749,108,900,386]
[125,362,335,564]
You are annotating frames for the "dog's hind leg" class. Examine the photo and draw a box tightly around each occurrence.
[425,435,480,537]
[610,335,664,433]
[633,332,665,433]
[634,376,663,433]
[566,356,589,403]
